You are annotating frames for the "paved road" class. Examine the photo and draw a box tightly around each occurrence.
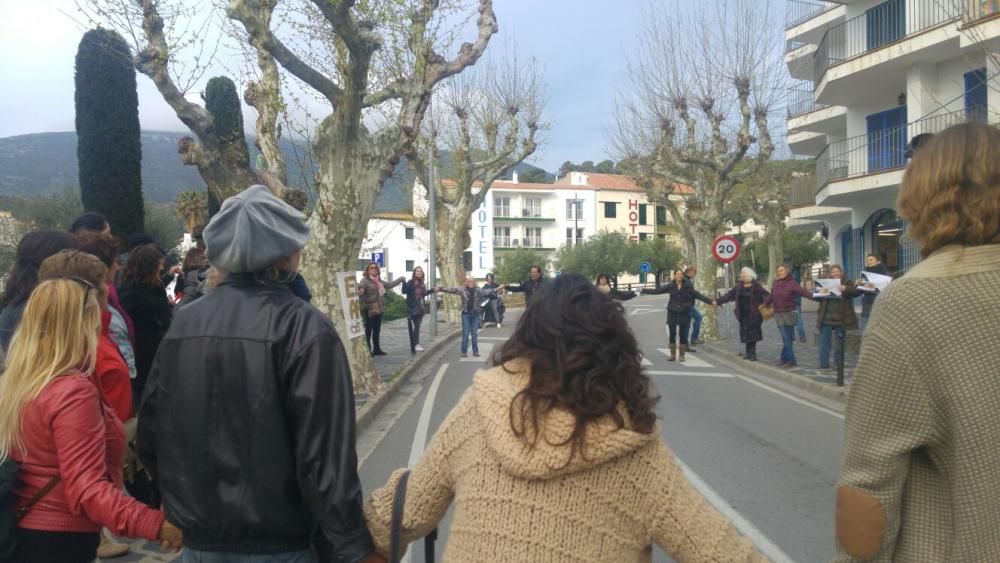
[358,294,846,563]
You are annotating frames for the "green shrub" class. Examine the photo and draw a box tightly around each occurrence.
[382,290,408,322]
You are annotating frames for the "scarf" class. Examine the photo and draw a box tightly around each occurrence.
[372,276,385,297]
[597,284,611,295]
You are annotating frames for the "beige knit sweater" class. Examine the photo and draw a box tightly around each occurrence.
[836,244,1000,562]
[364,362,766,562]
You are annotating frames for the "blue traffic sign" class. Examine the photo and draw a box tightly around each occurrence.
[639,261,651,273]
[371,251,386,267]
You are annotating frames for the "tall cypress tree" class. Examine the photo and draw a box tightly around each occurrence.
[204,76,251,216]
[75,28,144,237]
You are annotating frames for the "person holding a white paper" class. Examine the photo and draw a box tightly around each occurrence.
[859,254,891,332]
[816,265,861,370]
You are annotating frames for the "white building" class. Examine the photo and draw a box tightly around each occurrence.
[784,0,999,279]
[357,213,430,282]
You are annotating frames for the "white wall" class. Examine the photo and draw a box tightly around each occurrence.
[554,190,597,246]
[358,218,431,284]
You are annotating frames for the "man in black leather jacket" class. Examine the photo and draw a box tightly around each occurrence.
[137,186,378,563]
[505,265,547,306]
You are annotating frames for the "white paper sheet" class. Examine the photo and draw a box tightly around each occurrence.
[814,278,843,297]
[861,271,893,292]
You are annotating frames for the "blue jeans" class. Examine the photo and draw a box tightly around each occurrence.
[182,548,315,563]
[689,307,703,341]
[461,312,479,354]
[795,304,806,339]
[778,324,797,365]
[818,324,845,369]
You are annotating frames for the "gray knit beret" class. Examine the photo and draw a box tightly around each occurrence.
[203,185,310,274]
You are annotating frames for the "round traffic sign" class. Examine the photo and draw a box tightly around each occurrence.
[639,261,651,273]
[712,235,741,263]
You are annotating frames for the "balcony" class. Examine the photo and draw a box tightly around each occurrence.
[786,0,841,30]
[493,237,555,251]
[965,0,1000,24]
[790,174,817,208]
[816,105,994,198]
[788,86,829,119]
[814,0,961,95]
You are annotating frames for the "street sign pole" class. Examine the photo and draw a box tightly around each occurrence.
[428,118,438,337]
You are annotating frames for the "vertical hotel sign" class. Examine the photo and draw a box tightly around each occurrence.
[628,198,639,242]
[336,272,364,339]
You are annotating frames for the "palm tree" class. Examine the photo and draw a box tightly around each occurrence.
[175,191,208,234]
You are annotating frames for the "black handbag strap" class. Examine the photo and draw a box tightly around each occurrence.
[15,475,61,521]
[390,470,411,563]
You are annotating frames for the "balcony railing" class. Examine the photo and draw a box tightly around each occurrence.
[788,86,829,118]
[814,0,961,86]
[816,105,993,190]
[786,0,839,29]
[965,0,1000,23]
[789,174,818,208]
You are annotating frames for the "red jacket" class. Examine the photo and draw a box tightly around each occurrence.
[12,372,162,539]
[98,310,134,422]
[768,275,814,313]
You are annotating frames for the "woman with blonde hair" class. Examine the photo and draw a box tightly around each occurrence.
[836,122,1000,561]
[363,274,764,561]
[0,278,181,562]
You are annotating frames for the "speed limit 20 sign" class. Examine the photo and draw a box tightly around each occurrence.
[712,235,741,263]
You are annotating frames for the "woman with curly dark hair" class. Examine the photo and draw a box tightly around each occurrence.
[362,273,764,562]
[118,244,172,404]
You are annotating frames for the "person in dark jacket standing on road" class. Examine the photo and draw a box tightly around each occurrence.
[858,253,890,333]
[402,266,435,354]
[816,264,861,371]
[717,267,771,362]
[438,276,505,358]
[642,270,715,362]
[137,185,380,563]
[505,265,546,306]
[769,264,816,368]
[683,266,704,348]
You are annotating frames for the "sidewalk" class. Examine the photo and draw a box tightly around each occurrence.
[113,316,456,563]
[707,305,860,392]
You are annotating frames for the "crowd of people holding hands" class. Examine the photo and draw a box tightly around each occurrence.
[0,122,998,562]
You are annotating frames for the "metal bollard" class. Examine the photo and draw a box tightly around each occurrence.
[837,329,846,387]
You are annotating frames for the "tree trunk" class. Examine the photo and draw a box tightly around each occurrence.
[178,136,259,216]
[298,120,389,395]
[766,223,784,281]
[436,216,469,324]
[695,228,721,341]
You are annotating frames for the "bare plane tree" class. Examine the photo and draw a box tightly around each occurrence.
[407,48,544,321]
[83,0,498,393]
[610,0,786,340]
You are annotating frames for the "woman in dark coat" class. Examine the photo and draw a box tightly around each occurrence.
[816,264,862,370]
[118,244,172,404]
[642,270,714,362]
[595,273,636,302]
[716,267,771,361]
[401,266,435,354]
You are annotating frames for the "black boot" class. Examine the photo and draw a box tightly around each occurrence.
[747,343,758,361]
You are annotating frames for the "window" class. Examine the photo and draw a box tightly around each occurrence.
[463,251,473,272]
[525,227,542,248]
[565,228,585,245]
[494,196,511,218]
[523,197,542,218]
[603,202,617,218]
[658,234,667,240]
[965,68,988,121]
[405,260,415,271]
[639,233,649,241]
[639,204,648,225]
[493,226,511,247]
[566,199,583,220]
[404,227,414,240]
[865,0,904,51]
[656,206,668,226]
[866,105,907,173]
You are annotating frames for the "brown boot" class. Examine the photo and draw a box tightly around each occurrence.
[668,344,677,361]
[679,345,687,362]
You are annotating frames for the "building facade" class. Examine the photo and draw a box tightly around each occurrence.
[784,0,1000,280]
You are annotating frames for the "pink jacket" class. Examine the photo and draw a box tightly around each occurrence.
[12,373,162,539]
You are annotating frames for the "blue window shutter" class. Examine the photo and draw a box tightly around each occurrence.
[965,68,988,121]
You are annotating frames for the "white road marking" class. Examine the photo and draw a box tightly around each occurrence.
[657,348,714,368]
[407,363,449,467]
[641,357,653,366]
[629,307,662,317]
[675,456,795,563]
[732,372,845,420]
[477,336,508,341]
[647,370,733,378]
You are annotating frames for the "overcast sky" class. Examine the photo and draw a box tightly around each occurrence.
[0,0,783,173]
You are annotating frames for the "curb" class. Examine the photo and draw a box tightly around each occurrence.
[356,327,462,433]
[698,342,850,404]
